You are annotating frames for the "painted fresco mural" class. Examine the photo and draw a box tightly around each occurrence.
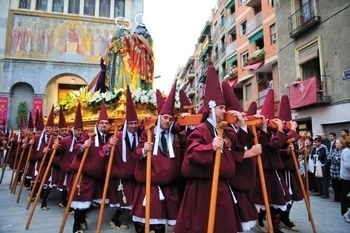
[8,13,117,63]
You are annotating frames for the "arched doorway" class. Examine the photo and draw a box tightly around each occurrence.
[9,82,35,129]
[44,73,88,111]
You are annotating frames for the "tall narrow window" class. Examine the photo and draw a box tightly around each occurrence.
[84,0,95,16]
[68,0,80,14]
[52,0,64,13]
[99,0,110,17]
[114,0,125,18]
[240,20,247,36]
[19,0,31,9]
[270,24,276,44]
[245,83,252,101]
[36,0,48,10]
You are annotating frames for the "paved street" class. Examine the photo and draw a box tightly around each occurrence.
[0,167,349,233]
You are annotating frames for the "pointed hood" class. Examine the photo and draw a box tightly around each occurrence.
[246,101,257,115]
[98,99,109,122]
[160,81,176,116]
[34,109,40,128]
[179,89,195,113]
[279,95,292,121]
[58,107,68,128]
[73,103,83,129]
[260,89,275,119]
[20,116,26,130]
[36,110,45,132]
[125,85,138,122]
[45,105,55,127]
[221,80,243,112]
[155,89,166,113]
[201,65,225,123]
[27,112,34,129]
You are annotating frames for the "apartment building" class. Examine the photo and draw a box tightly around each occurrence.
[184,0,278,112]
[0,0,143,128]
[275,0,350,134]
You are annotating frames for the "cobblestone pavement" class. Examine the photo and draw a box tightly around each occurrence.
[0,167,349,233]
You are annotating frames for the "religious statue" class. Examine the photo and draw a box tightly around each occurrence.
[99,21,154,93]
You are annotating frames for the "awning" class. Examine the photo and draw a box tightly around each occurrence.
[248,29,263,44]
[227,78,238,87]
[227,55,237,65]
[243,61,264,71]
[225,0,235,9]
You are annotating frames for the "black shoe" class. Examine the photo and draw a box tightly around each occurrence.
[321,195,329,199]
[280,219,299,231]
[313,193,323,196]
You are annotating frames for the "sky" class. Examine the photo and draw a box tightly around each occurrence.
[143,0,217,93]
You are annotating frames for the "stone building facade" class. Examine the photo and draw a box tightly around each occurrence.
[0,0,143,128]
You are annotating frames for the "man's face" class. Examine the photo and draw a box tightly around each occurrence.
[341,131,348,138]
[313,140,321,148]
[127,121,138,133]
[98,120,110,134]
[214,105,226,123]
[74,128,83,139]
[44,126,52,135]
[328,134,335,141]
[59,128,69,137]
[159,114,173,131]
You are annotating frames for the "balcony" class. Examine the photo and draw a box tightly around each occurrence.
[198,21,211,43]
[245,0,261,8]
[226,40,237,57]
[246,11,262,35]
[288,1,320,38]
[226,13,236,31]
[188,88,196,98]
[289,76,331,109]
[187,69,195,81]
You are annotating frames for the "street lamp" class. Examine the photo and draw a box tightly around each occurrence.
[154,75,162,79]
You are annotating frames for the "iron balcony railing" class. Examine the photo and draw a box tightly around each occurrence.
[288,0,320,38]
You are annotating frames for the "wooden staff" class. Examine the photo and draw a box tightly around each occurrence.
[0,130,14,184]
[250,122,274,233]
[9,133,22,189]
[25,141,58,229]
[287,138,317,233]
[58,133,95,233]
[145,118,155,233]
[26,132,55,210]
[96,126,119,233]
[11,131,31,194]
[16,134,35,203]
[207,121,227,233]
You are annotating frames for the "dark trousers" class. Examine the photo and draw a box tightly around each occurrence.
[340,179,350,215]
[331,178,342,201]
[315,167,329,196]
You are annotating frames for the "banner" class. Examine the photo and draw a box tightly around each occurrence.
[289,77,317,109]
[32,97,44,123]
[0,96,9,125]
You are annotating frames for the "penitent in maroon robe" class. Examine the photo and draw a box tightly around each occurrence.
[175,121,244,233]
[253,130,292,209]
[279,129,303,201]
[100,130,138,209]
[226,125,258,231]
[132,127,183,226]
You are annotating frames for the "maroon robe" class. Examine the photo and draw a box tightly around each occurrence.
[56,135,84,191]
[253,130,291,207]
[100,130,138,208]
[175,121,243,233]
[279,129,303,201]
[227,125,259,227]
[70,131,107,207]
[132,127,183,225]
